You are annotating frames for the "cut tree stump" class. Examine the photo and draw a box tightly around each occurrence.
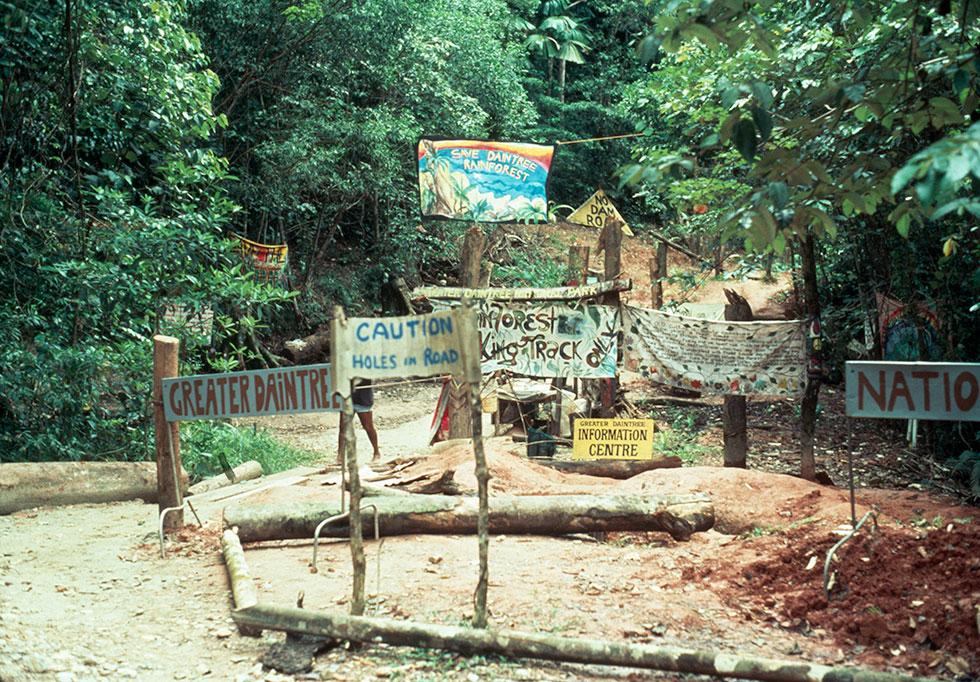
[532,457,681,479]
[0,461,188,515]
[232,604,934,682]
[223,491,713,543]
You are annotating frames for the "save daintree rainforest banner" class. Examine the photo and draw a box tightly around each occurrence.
[417,139,554,223]
[477,301,619,378]
[623,306,806,397]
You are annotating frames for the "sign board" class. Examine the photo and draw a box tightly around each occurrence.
[331,308,479,396]
[845,361,980,421]
[567,189,634,236]
[161,364,339,422]
[623,306,806,397]
[478,301,618,378]
[572,418,655,460]
[417,139,554,223]
[160,302,214,338]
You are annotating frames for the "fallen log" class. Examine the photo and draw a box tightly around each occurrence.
[282,330,329,365]
[224,491,713,542]
[233,604,933,682]
[188,460,263,496]
[532,457,681,479]
[220,527,260,636]
[0,461,188,515]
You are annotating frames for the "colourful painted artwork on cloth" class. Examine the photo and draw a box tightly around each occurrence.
[622,306,806,397]
[417,139,554,222]
[478,301,618,378]
[875,293,942,361]
[235,234,289,285]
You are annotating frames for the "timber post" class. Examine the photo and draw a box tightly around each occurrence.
[597,217,623,417]
[722,290,752,468]
[567,245,590,286]
[153,334,183,531]
[448,225,484,438]
[799,233,822,480]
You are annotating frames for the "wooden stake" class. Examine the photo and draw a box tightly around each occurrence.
[331,306,366,615]
[722,290,752,469]
[458,299,489,628]
[233,605,934,682]
[153,334,183,531]
[799,234,821,481]
[655,242,667,309]
[596,217,623,418]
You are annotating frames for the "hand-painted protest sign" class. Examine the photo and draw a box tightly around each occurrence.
[845,362,980,421]
[566,189,634,236]
[478,301,618,378]
[417,139,554,223]
[161,364,339,422]
[572,418,655,460]
[236,234,289,285]
[331,308,479,396]
[875,293,942,361]
[623,306,806,397]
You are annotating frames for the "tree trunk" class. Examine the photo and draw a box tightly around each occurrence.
[0,461,187,515]
[223,491,714,543]
[799,234,821,481]
[722,290,752,469]
[448,226,484,439]
[567,246,589,286]
[233,604,933,682]
[557,59,566,103]
[596,217,624,418]
[533,457,681,479]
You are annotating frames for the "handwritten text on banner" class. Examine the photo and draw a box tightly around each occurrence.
[623,306,806,397]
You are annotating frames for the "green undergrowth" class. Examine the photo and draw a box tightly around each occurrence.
[180,421,316,483]
[653,409,719,464]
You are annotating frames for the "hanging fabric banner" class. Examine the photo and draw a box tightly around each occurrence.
[566,189,634,236]
[623,306,806,397]
[478,301,618,378]
[159,302,214,339]
[417,139,554,223]
[875,293,942,361]
[235,234,289,285]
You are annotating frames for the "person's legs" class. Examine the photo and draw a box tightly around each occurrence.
[356,410,381,461]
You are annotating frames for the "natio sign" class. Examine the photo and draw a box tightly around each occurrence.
[845,362,980,422]
[161,364,340,422]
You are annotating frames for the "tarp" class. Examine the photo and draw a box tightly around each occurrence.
[417,139,554,223]
[566,189,634,236]
[623,306,806,397]
[235,234,289,285]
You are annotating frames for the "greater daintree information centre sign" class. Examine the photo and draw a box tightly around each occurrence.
[161,364,340,422]
[572,418,655,460]
[845,361,980,421]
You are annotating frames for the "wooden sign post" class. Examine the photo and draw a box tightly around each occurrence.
[597,216,624,417]
[153,334,184,532]
[331,304,484,623]
[722,290,752,468]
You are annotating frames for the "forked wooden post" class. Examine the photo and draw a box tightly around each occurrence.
[153,334,183,531]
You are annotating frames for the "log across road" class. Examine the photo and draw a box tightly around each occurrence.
[223,491,714,542]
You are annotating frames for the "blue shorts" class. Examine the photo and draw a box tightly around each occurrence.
[353,383,374,413]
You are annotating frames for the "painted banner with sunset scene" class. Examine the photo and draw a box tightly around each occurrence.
[417,139,554,222]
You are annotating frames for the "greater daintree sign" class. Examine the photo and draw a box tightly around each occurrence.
[332,308,479,395]
[161,364,340,422]
[572,418,655,460]
[845,361,980,421]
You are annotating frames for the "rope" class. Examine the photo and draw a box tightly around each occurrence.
[555,132,648,146]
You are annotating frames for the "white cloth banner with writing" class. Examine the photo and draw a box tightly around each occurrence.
[478,301,618,378]
[623,306,806,397]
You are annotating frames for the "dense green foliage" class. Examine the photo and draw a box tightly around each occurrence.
[1,0,977,481]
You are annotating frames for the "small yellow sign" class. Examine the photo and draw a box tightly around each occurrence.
[567,189,634,236]
[572,418,655,460]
